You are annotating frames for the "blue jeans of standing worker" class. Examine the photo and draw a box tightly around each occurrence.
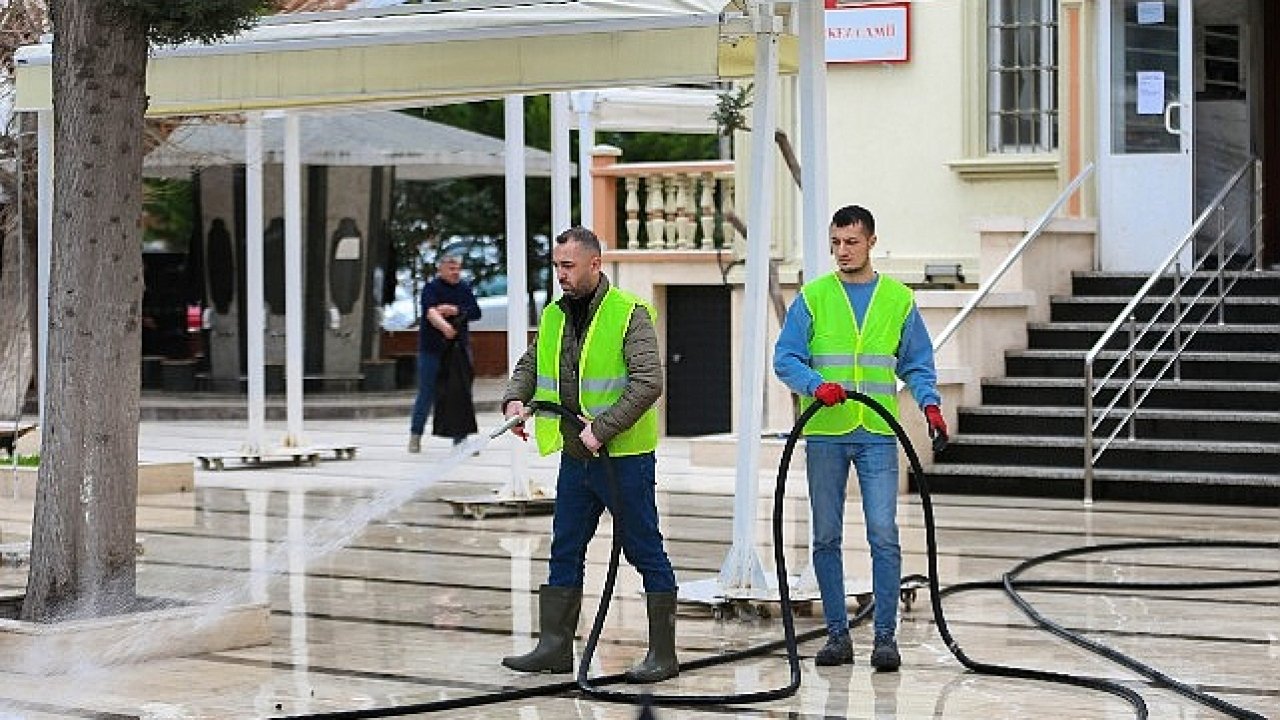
[805,439,901,640]
[547,452,677,593]
[409,351,441,436]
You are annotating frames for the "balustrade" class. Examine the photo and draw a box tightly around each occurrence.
[591,154,737,251]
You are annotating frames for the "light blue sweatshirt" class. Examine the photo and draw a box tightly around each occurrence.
[773,274,941,444]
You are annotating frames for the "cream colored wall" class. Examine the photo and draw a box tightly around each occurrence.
[821,0,1063,284]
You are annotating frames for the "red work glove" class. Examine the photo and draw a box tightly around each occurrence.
[504,400,529,441]
[814,382,847,407]
[924,404,948,451]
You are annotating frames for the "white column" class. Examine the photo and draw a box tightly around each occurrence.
[550,92,573,235]
[795,0,831,595]
[283,113,306,447]
[719,1,780,594]
[36,110,52,428]
[570,91,597,226]
[244,113,267,454]
[799,0,831,286]
[503,95,531,499]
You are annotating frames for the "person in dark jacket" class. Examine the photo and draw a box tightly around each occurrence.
[499,226,678,683]
[408,252,481,453]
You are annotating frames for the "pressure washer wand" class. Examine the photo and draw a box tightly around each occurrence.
[487,412,526,439]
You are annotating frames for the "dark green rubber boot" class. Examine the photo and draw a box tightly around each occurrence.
[624,590,680,683]
[501,585,581,673]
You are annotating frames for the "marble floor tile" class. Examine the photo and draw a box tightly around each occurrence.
[0,415,1272,719]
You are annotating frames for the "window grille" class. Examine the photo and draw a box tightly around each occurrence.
[988,0,1059,153]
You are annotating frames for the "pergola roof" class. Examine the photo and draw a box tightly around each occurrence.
[584,86,719,134]
[14,0,795,117]
[144,110,557,180]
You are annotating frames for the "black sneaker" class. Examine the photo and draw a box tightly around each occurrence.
[870,636,900,672]
[814,632,853,666]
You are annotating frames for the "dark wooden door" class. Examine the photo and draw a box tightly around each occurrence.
[665,285,731,436]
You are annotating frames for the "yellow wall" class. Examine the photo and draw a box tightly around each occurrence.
[819,0,1065,284]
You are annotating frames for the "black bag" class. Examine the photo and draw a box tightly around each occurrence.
[432,334,478,440]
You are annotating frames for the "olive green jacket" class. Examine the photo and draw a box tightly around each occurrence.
[503,275,663,460]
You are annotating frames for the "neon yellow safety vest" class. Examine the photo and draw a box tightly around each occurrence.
[799,273,914,436]
[531,286,659,457]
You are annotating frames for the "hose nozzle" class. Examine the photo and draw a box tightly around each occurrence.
[488,413,526,439]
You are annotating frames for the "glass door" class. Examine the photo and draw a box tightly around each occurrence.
[1098,0,1194,271]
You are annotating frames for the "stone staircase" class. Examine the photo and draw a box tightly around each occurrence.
[924,270,1280,505]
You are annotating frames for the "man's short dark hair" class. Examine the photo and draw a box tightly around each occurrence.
[831,205,875,235]
[554,226,603,256]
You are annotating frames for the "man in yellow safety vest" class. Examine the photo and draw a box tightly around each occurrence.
[774,205,948,671]
[499,226,678,684]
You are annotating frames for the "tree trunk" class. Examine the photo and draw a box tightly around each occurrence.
[0,6,47,424]
[21,1,148,622]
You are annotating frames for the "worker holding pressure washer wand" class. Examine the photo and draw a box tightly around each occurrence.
[774,204,948,671]
[499,226,680,684]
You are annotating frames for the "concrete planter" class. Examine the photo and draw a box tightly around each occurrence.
[3,461,193,498]
[0,593,270,674]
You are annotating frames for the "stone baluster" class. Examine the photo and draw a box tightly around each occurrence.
[624,176,641,249]
[719,176,739,251]
[699,172,716,249]
[674,174,694,249]
[662,174,678,249]
[644,175,666,250]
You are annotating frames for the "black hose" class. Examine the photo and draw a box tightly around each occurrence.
[999,540,1275,720]
[847,390,1276,720]
[271,400,846,718]
[273,395,1277,718]
[830,391,1152,718]
[531,400,827,706]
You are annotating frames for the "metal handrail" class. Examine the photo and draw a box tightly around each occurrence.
[933,163,1094,352]
[1082,157,1263,503]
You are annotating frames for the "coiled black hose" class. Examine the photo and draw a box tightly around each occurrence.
[275,395,1277,718]
[534,399,816,706]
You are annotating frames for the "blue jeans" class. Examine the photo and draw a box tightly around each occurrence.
[805,440,901,639]
[547,452,677,593]
[409,351,441,436]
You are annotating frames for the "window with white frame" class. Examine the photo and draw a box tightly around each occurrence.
[988,0,1058,153]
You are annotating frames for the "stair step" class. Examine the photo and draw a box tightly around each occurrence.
[1003,349,1280,381]
[957,405,1280,442]
[980,377,1280,411]
[1049,295,1280,323]
[1070,270,1280,297]
[919,463,1279,505]
[1026,322,1279,351]
[934,434,1278,474]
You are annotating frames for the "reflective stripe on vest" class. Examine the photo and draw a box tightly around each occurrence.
[799,273,914,436]
[532,286,659,457]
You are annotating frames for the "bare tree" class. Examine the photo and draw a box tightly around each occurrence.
[21,0,273,622]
